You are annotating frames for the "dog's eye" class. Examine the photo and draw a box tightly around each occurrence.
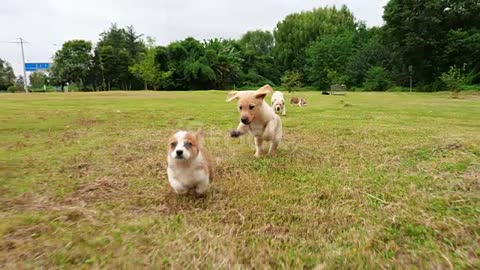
[239,106,242,110]
[170,142,177,148]
[249,105,255,110]
[184,142,193,148]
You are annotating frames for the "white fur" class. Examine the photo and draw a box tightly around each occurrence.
[299,98,308,107]
[271,91,286,116]
[167,131,210,195]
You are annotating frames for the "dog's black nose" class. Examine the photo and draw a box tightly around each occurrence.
[176,150,183,156]
[241,117,249,124]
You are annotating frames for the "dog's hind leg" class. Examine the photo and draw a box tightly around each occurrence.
[195,180,209,195]
[266,117,282,156]
[254,137,264,158]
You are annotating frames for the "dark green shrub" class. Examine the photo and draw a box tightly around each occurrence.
[364,66,392,91]
[281,70,303,93]
[439,65,466,93]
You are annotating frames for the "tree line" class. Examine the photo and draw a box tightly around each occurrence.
[1,0,479,92]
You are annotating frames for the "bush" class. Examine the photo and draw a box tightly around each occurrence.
[439,65,467,93]
[350,86,365,92]
[364,66,392,91]
[462,84,480,91]
[281,70,303,93]
[387,86,411,92]
[7,85,22,93]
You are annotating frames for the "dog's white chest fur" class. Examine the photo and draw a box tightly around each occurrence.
[167,153,210,194]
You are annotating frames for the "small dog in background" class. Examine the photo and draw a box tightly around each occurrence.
[290,96,308,107]
[271,91,286,116]
[226,84,283,157]
[167,129,213,195]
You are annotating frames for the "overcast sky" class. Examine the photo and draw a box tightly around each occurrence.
[1,0,388,76]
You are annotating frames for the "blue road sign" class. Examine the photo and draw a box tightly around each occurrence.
[25,63,51,71]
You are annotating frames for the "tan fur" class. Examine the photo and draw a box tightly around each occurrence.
[226,84,282,157]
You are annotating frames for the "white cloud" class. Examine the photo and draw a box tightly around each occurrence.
[0,0,388,76]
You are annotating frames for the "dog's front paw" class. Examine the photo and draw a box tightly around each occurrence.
[230,130,242,138]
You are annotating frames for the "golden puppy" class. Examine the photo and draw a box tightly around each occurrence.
[226,85,283,157]
[167,129,213,195]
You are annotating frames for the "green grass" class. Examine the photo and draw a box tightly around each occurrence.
[1,91,479,269]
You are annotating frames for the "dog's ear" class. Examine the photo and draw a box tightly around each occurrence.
[255,84,273,100]
[226,91,239,102]
[195,128,204,140]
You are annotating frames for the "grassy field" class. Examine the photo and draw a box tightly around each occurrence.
[1,91,479,269]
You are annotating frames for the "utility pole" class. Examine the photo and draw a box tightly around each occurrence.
[1,38,30,93]
[19,38,28,93]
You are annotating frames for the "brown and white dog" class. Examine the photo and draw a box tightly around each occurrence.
[167,130,213,195]
[226,85,282,157]
[271,91,286,116]
[290,96,308,107]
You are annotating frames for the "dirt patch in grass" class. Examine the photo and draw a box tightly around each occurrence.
[69,176,128,204]
[73,118,105,127]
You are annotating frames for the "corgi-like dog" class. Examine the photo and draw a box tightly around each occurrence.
[271,91,286,116]
[167,129,213,195]
[290,96,308,107]
[226,85,282,157]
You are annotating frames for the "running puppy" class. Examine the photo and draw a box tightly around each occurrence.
[271,91,286,116]
[226,84,282,157]
[290,96,308,107]
[167,129,213,195]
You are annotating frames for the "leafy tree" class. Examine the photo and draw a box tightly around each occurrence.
[151,37,242,90]
[15,76,25,89]
[96,24,146,90]
[172,37,212,89]
[51,40,93,90]
[130,37,162,89]
[281,70,303,93]
[204,38,242,89]
[306,32,355,89]
[274,5,357,74]
[240,30,274,55]
[84,49,103,91]
[29,71,48,89]
[346,27,392,86]
[0,58,15,90]
[364,66,392,91]
[239,30,280,86]
[444,30,480,84]
[383,0,480,86]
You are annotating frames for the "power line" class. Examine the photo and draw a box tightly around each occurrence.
[0,40,29,43]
